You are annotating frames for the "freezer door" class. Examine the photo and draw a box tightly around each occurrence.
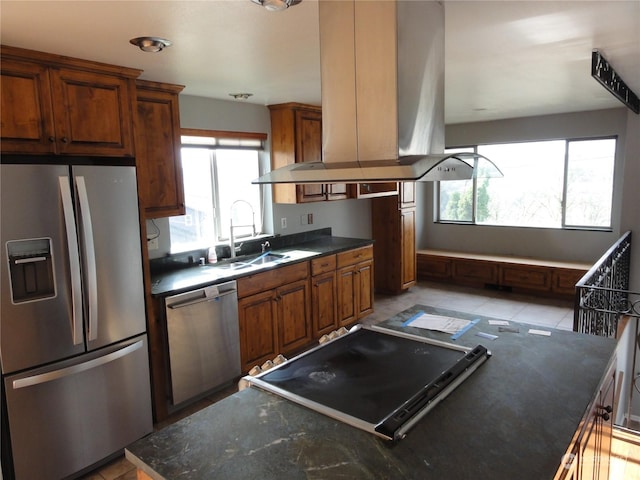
[4,335,153,480]
[72,165,146,350]
[0,164,86,374]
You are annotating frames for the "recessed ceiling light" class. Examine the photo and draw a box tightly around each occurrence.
[251,0,302,12]
[129,37,172,53]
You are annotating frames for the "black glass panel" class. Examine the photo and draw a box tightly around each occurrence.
[259,329,466,424]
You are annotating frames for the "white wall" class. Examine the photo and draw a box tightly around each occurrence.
[418,108,632,264]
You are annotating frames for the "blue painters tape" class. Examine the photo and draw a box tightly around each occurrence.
[451,318,481,340]
[402,310,425,326]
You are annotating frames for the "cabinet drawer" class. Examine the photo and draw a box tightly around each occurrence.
[237,261,309,298]
[311,254,336,276]
[337,246,373,269]
[453,259,498,284]
[500,265,550,290]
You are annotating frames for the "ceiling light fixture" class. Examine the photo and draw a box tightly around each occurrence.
[251,0,302,12]
[229,93,253,100]
[129,37,172,53]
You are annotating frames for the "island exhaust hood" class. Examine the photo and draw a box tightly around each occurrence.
[254,0,502,185]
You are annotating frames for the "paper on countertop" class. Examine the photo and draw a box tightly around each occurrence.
[528,328,552,337]
[405,313,472,334]
[488,320,510,326]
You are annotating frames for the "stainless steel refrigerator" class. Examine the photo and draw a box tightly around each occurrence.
[0,162,153,479]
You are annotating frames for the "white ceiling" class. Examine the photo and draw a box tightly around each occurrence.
[1,1,639,124]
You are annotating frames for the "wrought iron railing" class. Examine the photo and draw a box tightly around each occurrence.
[574,231,639,336]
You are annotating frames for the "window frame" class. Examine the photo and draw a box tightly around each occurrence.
[169,128,267,253]
[437,135,617,231]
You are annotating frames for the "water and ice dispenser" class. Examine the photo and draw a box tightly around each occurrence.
[6,238,56,304]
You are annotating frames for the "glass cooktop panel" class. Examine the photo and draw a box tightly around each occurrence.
[257,328,468,424]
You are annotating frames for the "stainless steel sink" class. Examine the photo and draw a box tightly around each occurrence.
[245,252,287,265]
[205,252,288,271]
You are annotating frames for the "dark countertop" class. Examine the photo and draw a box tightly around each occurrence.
[151,234,373,297]
[126,304,617,480]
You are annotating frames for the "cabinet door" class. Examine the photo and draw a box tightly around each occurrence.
[295,108,326,203]
[417,255,452,279]
[453,259,499,284]
[552,269,586,296]
[135,83,185,218]
[276,279,312,355]
[49,68,135,156]
[500,264,551,291]
[336,266,357,327]
[0,59,56,154]
[356,260,374,318]
[400,208,416,289]
[238,290,278,372]
[312,271,338,337]
[349,182,398,199]
[400,182,416,207]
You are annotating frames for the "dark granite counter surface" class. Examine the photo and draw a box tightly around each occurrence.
[150,229,373,297]
[126,304,617,480]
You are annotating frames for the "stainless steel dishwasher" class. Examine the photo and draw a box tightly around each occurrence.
[165,280,240,405]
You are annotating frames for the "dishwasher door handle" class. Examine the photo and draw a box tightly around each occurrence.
[167,289,237,309]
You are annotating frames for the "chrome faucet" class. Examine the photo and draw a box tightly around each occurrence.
[261,241,271,253]
[229,200,256,258]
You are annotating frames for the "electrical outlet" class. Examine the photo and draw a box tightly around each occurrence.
[147,237,159,250]
[308,213,313,225]
[281,217,287,229]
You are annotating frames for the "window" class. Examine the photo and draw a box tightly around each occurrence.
[169,130,266,253]
[437,137,616,230]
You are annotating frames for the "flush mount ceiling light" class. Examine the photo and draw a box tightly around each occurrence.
[251,0,302,12]
[229,93,253,100]
[129,37,172,53]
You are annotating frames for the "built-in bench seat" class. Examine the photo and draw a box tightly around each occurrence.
[417,249,592,299]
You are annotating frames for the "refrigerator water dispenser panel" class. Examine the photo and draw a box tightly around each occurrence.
[6,238,56,303]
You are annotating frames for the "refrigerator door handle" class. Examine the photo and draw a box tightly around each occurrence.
[75,176,99,341]
[59,176,84,346]
[11,340,144,389]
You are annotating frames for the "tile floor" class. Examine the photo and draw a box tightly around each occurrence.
[80,280,627,479]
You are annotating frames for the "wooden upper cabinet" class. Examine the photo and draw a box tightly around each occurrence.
[268,102,347,204]
[0,58,56,154]
[1,45,140,157]
[134,80,185,218]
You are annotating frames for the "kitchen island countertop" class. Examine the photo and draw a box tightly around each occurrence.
[126,305,617,480]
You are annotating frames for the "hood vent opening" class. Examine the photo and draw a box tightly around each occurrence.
[254,0,502,185]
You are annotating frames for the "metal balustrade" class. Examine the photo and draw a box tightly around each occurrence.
[574,231,639,336]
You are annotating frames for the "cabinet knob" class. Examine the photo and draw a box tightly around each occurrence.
[60,137,69,143]
[48,136,55,143]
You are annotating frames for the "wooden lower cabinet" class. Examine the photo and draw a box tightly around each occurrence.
[453,258,499,285]
[238,290,279,372]
[311,255,338,337]
[336,247,374,327]
[500,263,551,291]
[311,270,338,336]
[275,278,312,354]
[372,189,416,294]
[237,262,311,372]
[417,251,589,300]
[556,359,615,480]
[578,365,615,480]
